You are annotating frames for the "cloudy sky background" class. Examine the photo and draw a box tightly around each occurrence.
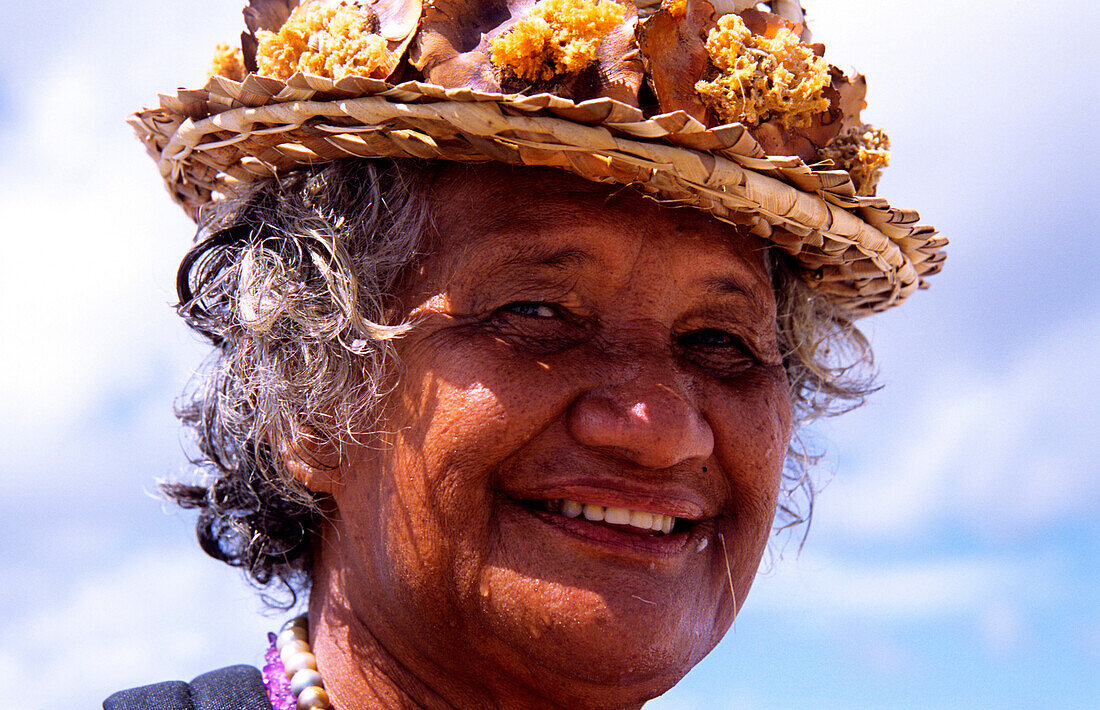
[1,1,1096,707]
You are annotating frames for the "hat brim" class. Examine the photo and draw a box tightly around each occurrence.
[130,72,945,317]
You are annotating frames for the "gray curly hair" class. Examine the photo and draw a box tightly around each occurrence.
[165,158,874,605]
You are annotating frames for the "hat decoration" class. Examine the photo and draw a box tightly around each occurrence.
[131,0,945,316]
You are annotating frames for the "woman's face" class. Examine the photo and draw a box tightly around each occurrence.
[317,165,792,706]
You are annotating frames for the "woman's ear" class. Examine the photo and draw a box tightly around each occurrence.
[279,428,343,494]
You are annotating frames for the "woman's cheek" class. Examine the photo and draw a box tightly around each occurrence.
[705,366,791,492]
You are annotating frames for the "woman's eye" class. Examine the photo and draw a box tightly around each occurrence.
[489,301,585,354]
[502,301,558,318]
[678,328,757,375]
[680,329,737,348]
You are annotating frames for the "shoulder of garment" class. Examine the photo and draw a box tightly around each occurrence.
[102,664,272,710]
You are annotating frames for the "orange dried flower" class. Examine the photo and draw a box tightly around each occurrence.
[255,1,392,80]
[821,124,891,196]
[695,13,830,128]
[209,42,246,81]
[491,0,627,82]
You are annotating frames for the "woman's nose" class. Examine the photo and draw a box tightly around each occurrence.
[566,359,714,469]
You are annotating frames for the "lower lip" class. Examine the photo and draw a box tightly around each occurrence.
[514,503,702,558]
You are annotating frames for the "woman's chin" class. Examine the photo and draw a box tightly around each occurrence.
[468,498,735,688]
[475,559,728,696]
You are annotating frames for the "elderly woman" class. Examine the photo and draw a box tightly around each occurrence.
[113,0,943,708]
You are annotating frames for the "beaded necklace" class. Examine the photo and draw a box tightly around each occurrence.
[263,616,332,709]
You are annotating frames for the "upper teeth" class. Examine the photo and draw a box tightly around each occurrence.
[549,499,676,534]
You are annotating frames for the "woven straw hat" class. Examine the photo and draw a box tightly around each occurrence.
[131,0,945,316]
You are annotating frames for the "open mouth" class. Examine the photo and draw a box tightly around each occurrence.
[516,498,697,537]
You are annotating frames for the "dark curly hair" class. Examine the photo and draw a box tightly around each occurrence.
[164,158,874,606]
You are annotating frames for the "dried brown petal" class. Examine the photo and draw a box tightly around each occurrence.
[761,0,807,36]
[374,0,422,40]
[711,0,758,13]
[591,7,644,105]
[636,0,716,122]
[834,68,868,131]
[244,0,301,34]
[738,7,802,39]
[751,88,839,160]
[410,0,535,92]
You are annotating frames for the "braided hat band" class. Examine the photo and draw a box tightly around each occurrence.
[130,0,945,316]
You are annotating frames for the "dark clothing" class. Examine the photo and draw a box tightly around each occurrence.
[103,665,273,710]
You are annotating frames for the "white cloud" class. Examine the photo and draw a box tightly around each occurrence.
[750,552,1041,624]
[839,630,915,676]
[0,2,213,432]
[818,303,1100,541]
[5,545,278,709]
[0,14,278,708]
[0,166,193,427]
[977,599,1025,656]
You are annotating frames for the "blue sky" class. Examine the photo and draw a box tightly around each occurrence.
[1,1,1097,707]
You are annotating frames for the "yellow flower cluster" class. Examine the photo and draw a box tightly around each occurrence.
[821,124,891,196]
[255,1,391,80]
[695,13,830,128]
[490,0,626,82]
[209,42,246,81]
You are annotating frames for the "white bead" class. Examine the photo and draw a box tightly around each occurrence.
[290,668,324,696]
[297,685,330,709]
[276,626,308,650]
[280,638,311,660]
[284,651,318,677]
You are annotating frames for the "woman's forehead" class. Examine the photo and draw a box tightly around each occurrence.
[422,163,772,291]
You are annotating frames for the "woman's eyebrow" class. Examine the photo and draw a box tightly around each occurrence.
[511,246,593,269]
[476,243,596,276]
[704,275,754,298]
[702,274,769,312]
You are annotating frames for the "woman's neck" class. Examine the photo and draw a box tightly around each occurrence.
[309,567,457,709]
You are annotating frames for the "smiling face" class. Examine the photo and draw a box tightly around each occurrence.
[308,164,793,708]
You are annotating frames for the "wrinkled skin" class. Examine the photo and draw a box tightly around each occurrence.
[295,164,793,709]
